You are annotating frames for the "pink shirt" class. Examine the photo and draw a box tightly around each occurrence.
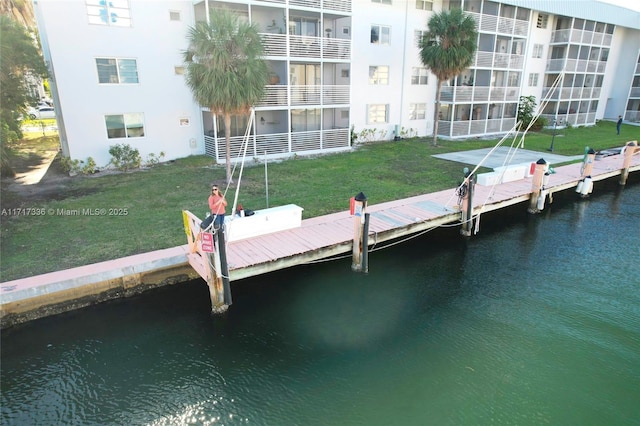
[208,194,227,215]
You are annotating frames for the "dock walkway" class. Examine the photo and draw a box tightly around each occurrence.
[2,149,639,327]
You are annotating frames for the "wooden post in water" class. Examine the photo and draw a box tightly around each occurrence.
[528,158,547,214]
[620,141,638,186]
[361,213,370,273]
[209,228,229,313]
[581,148,596,178]
[576,148,596,198]
[351,192,368,272]
[460,170,475,237]
[216,228,232,306]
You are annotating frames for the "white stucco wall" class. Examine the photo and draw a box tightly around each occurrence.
[35,0,204,167]
[350,0,437,140]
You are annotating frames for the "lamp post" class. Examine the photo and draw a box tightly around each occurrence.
[548,118,557,152]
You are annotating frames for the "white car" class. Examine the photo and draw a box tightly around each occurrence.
[27,106,56,119]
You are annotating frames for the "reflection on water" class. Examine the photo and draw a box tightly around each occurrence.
[2,180,640,425]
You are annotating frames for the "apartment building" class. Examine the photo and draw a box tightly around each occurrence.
[33,0,640,167]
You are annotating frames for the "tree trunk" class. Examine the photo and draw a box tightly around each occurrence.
[432,79,442,147]
[224,113,233,184]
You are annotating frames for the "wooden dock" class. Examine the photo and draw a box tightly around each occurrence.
[185,146,640,291]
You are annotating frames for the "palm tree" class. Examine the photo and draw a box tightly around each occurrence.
[419,8,477,146]
[183,9,268,183]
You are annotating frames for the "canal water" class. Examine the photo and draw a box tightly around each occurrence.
[2,180,639,425]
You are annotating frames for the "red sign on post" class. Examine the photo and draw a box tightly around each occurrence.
[201,232,214,253]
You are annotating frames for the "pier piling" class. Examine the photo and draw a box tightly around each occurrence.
[351,192,368,272]
[620,141,638,186]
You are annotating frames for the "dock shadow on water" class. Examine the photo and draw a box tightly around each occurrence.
[2,180,640,425]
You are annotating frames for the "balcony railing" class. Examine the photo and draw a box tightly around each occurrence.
[259,0,351,12]
[205,129,350,161]
[257,85,349,107]
[629,87,640,98]
[436,118,516,137]
[474,51,524,69]
[261,33,350,60]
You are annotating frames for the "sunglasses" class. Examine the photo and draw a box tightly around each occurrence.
[212,188,218,191]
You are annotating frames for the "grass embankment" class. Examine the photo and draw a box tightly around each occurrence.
[1,120,637,281]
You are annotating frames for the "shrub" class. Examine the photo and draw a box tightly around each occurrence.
[144,151,165,167]
[60,156,97,175]
[108,143,141,171]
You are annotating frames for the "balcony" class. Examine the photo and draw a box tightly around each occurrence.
[256,85,349,107]
[474,51,524,69]
[261,33,350,60]
[251,0,351,12]
[205,128,350,160]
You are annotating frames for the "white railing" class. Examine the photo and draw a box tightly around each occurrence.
[323,0,351,13]
[323,85,350,104]
[322,128,349,149]
[490,88,505,101]
[635,63,640,74]
[475,51,493,67]
[258,85,288,107]
[576,59,587,72]
[291,130,321,152]
[509,54,524,69]
[290,0,320,8]
[206,129,349,160]
[514,20,528,36]
[547,58,565,72]
[494,53,510,68]
[497,17,514,34]
[473,87,490,101]
[542,87,559,99]
[322,38,350,60]
[505,88,518,101]
[592,33,603,45]
[441,87,453,102]
[255,132,289,156]
[551,29,570,43]
[291,85,321,105]
[481,15,497,32]
[290,35,321,58]
[582,31,592,44]
[630,87,640,97]
[261,33,287,57]
[603,34,612,45]
[571,29,582,43]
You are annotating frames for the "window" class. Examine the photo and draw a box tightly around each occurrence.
[411,67,429,85]
[369,66,389,85]
[96,58,138,84]
[536,13,548,29]
[169,11,181,21]
[341,69,350,78]
[105,113,145,138]
[414,30,425,47]
[371,25,391,45]
[528,73,539,87]
[409,103,426,120]
[367,104,388,124]
[372,0,392,4]
[86,0,131,27]
[416,0,433,11]
[532,44,543,58]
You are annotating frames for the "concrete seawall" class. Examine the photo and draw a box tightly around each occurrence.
[1,246,197,328]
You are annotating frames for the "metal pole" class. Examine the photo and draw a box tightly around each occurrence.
[264,151,269,208]
[548,118,557,152]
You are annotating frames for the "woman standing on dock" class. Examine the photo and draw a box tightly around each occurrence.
[208,186,227,228]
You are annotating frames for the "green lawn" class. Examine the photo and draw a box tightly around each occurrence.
[1,120,638,281]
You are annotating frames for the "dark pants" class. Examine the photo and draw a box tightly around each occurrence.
[214,214,225,229]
